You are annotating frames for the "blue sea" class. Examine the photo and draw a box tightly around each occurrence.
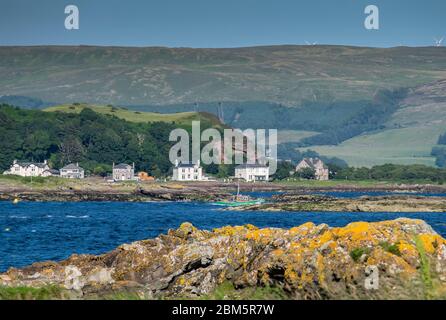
[1,191,446,272]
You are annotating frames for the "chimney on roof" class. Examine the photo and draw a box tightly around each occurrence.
[76,162,79,167]
[113,162,115,169]
[13,160,17,165]
[175,159,179,167]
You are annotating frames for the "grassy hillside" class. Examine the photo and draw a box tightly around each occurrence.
[44,104,224,129]
[303,126,443,167]
[277,130,319,144]
[1,45,446,106]
[299,80,446,167]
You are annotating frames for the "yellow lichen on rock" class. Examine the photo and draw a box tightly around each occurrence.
[417,234,443,254]
[1,218,446,300]
[288,222,316,237]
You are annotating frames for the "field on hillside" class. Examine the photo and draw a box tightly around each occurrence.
[277,130,319,144]
[44,104,223,128]
[302,125,444,167]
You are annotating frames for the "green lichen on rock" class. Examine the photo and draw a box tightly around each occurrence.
[1,218,446,300]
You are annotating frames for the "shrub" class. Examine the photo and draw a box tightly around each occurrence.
[350,247,371,262]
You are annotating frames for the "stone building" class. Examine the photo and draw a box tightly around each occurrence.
[112,163,135,181]
[295,158,329,181]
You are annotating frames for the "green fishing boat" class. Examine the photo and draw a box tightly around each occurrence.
[212,182,265,207]
[213,198,265,207]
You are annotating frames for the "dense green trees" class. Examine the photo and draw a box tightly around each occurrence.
[273,161,446,183]
[294,167,316,180]
[0,104,176,176]
[331,164,446,183]
[274,161,295,180]
[300,88,408,146]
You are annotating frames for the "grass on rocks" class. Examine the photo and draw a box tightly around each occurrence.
[0,285,67,300]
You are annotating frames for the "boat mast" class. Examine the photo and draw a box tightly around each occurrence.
[237,180,240,197]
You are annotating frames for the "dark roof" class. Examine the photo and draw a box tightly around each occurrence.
[15,161,48,168]
[177,163,195,168]
[114,163,132,169]
[235,164,268,169]
[44,169,60,174]
[298,158,328,169]
[299,158,327,168]
[61,163,83,170]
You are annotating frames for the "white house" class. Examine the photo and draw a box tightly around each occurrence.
[235,164,270,182]
[60,163,85,179]
[112,163,135,181]
[3,160,50,177]
[172,160,206,181]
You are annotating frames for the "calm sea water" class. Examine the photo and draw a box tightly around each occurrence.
[1,191,446,271]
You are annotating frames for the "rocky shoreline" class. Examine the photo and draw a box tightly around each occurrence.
[1,218,446,300]
[229,194,446,213]
[1,178,446,204]
[0,187,229,203]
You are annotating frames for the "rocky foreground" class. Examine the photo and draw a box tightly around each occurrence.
[232,194,446,213]
[1,219,446,300]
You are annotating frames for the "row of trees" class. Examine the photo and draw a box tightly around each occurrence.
[330,164,446,182]
[274,161,446,183]
[0,105,176,177]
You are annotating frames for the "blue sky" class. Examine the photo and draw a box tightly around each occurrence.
[0,0,445,48]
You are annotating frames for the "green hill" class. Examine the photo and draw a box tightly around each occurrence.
[3,45,446,168]
[44,104,224,129]
[1,45,446,106]
[0,104,181,175]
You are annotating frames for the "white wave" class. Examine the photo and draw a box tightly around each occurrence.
[66,215,89,219]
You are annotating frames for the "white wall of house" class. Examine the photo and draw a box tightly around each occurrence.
[60,169,84,179]
[3,160,50,177]
[172,161,205,181]
[60,164,85,179]
[235,166,269,182]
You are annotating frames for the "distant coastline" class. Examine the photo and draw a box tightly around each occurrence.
[1,176,446,205]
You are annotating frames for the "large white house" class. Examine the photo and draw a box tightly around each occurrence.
[235,164,270,182]
[172,160,206,181]
[3,160,51,177]
[60,163,85,179]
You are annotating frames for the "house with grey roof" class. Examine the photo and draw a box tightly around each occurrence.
[3,160,50,177]
[112,163,135,181]
[172,160,205,181]
[235,163,269,182]
[60,163,85,179]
